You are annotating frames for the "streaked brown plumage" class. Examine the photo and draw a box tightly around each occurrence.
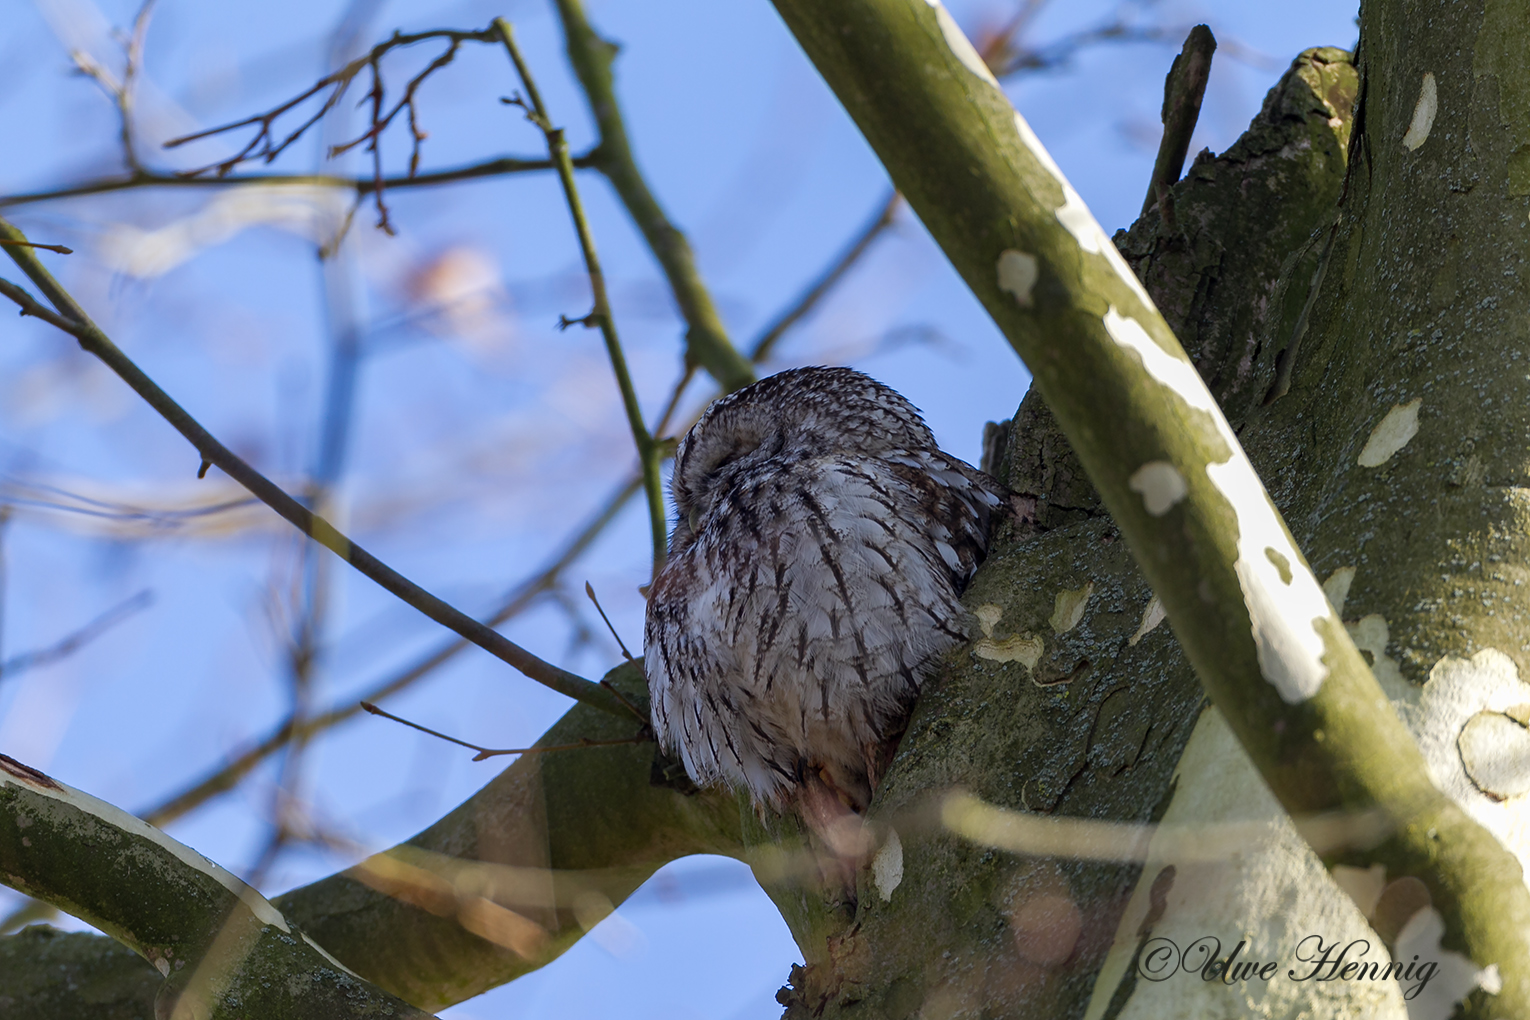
[644,367,1006,830]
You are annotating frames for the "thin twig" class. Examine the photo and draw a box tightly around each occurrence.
[164,28,496,167]
[495,19,669,579]
[0,277,84,333]
[162,25,498,231]
[551,0,754,392]
[360,701,646,761]
[0,240,72,255]
[0,154,590,208]
[584,581,633,660]
[0,590,153,682]
[749,190,901,363]
[138,475,642,827]
[0,214,625,718]
[120,0,157,173]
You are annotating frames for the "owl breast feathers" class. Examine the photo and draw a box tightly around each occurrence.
[644,367,1007,815]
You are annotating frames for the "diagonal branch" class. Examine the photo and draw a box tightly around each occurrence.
[0,753,437,1017]
[551,0,755,393]
[138,474,642,828]
[1141,23,1216,224]
[0,590,152,683]
[748,190,901,363]
[495,20,669,576]
[0,215,626,718]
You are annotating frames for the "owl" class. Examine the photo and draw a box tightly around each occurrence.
[643,367,1007,835]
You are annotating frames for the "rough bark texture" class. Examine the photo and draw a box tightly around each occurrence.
[773,49,1367,1020]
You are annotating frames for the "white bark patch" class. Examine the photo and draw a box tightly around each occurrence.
[1103,304,1333,702]
[972,603,1045,671]
[1458,711,1530,798]
[1010,113,1154,309]
[1103,308,1218,415]
[1323,566,1357,617]
[930,3,999,87]
[1206,457,1333,702]
[973,634,1045,670]
[0,762,291,933]
[872,828,904,901]
[1129,461,1188,516]
[1358,398,1423,467]
[1050,583,1093,634]
[1129,595,1166,646]
[1082,709,1407,1020]
[1402,72,1438,151]
[996,249,1039,307]
[1392,649,1530,879]
[1346,615,1411,701]
[1393,906,1498,1020]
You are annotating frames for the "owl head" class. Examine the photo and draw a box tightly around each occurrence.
[667,367,938,550]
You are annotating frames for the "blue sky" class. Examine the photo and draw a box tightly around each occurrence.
[0,1,1358,1016]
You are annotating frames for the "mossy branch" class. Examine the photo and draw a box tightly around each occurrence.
[0,754,434,1019]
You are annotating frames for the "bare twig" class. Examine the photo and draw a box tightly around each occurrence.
[0,277,81,333]
[0,240,72,255]
[139,476,642,827]
[0,154,590,208]
[748,190,901,363]
[551,0,755,393]
[120,0,157,173]
[164,28,496,168]
[583,581,634,661]
[0,590,153,683]
[360,701,646,761]
[162,25,498,231]
[0,214,625,718]
[495,19,669,579]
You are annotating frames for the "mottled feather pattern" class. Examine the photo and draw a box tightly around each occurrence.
[644,367,1006,815]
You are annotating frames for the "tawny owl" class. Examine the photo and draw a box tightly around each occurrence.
[643,367,1007,829]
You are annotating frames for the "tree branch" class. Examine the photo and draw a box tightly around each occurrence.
[550,0,755,393]
[0,215,627,718]
[495,20,669,576]
[1141,24,1216,224]
[748,190,901,363]
[0,753,436,1018]
[138,475,642,828]
[0,154,594,208]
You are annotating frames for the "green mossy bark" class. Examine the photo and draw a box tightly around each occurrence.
[1239,1,1530,1011]
[771,50,1366,1020]
[0,763,432,1019]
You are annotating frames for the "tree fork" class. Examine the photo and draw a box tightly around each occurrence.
[767,1,1527,1016]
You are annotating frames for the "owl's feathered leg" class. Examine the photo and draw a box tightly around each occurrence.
[793,765,876,900]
